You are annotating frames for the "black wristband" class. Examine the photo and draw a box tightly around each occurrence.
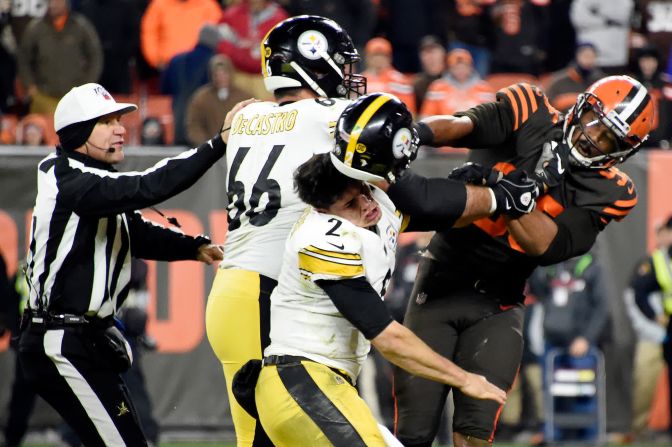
[413,121,435,146]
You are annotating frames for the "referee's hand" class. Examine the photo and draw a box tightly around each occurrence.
[459,372,507,405]
[197,244,224,265]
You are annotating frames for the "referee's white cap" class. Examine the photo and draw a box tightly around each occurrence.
[54,83,137,132]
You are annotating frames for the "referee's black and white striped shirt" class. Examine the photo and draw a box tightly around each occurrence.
[25,136,226,319]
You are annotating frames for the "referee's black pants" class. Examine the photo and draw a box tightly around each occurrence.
[18,325,147,447]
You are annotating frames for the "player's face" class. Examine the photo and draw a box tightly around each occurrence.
[572,109,621,159]
[326,183,382,228]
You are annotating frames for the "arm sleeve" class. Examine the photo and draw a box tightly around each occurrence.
[127,211,210,261]
[386,170,464,229]
[316,277,394,340]
[631,258,661,320]
[536,207,601,266]
[452,98,515,148]
[57,136,226,216]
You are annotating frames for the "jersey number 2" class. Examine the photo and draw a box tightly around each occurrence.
[227,145,284,230]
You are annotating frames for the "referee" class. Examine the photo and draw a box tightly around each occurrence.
[17,83,249,446]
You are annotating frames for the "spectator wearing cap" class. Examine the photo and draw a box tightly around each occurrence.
[17,83,254,446]
[140,0,221,71]
[217,0,288,100]
[413,35,447,112]
[362,37,416,115]
[630,45,672,148]
[161,24,223,146]
[185,54,251,147]
[420,48,494,118]
[17,0,103,115]
[546,42,606,112]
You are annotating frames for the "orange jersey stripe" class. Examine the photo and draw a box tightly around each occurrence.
[602,206,631,217]
[502,87,520,130]
[512,84,529,124]
[537,195,564,218]
[614,198,638,208]
[522,83,538,113]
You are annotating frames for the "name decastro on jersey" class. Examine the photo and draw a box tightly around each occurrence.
[219,97,351,279]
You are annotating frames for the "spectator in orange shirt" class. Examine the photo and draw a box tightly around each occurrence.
[420,48,495,118]
[362,37,416,115]
[140,0,221,71]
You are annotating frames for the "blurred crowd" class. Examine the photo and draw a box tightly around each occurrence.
[1,0,672,149]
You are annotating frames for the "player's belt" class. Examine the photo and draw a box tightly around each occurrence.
[262,355,354,386]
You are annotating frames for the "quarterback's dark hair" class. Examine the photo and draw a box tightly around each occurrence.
[294,153,363,210]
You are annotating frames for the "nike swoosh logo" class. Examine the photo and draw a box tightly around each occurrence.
[328,242,345,250]
[556,153,565,174]
[505,199,512,210]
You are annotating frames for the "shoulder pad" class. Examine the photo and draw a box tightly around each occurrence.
[496,83,561,130]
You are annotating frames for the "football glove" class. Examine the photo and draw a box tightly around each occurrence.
[532,141,569,193]
[448,162,503,186]
[492,170,540,217]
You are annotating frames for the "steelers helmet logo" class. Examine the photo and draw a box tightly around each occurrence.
[392,128,412,159]
[297,30,328,60]
[355,143,367,153]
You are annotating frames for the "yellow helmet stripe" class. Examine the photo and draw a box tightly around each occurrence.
[261,22,281,77]
[344,94,392,167]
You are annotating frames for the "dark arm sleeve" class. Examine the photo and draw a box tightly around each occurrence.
[631,258,661,320]
[316,277,394,340]
[452,99,514,148]
[57,136,226,216]
[582,264,609,344]
[536,207,601,266]
[127,211,210,261]
[387,170,465,231]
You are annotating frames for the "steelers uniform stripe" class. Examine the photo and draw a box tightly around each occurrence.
[304,245,362,261]
[298,249,364,277]
[277,363,368,447]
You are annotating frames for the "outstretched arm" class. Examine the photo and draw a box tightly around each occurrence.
[418,115,474,146]
[318,278,506,404]
[373,320,506,404]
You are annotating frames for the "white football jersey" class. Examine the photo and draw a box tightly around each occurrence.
[220,98,352,280]
[265,187,403,382]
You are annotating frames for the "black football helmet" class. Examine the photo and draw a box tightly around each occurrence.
[261,15,366,98]
[331,92,419,183]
